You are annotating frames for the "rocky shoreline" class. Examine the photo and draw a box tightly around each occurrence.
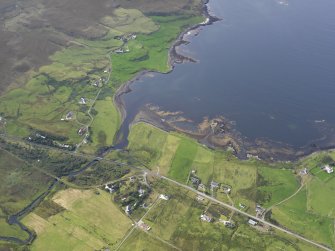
[112,1,335,162]
[113,0,220,126]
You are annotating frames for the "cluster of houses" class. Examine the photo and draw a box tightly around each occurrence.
[190,171,232,195]
[27,132,75,150]
[210,180,232,195]
[200,211,235,229]
[92,77,104,87]
[105,183,119,193]
[113,33,137,54]
[300,165,334,176]
[114,33,137,42]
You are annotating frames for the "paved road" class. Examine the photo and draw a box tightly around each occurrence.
[1,134,333,251]
[159,175,333,251]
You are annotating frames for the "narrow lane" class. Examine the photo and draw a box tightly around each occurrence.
[159,175,333,251]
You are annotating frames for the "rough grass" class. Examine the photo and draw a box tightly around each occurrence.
[101,8,159,34]
[0,218,29,240]
[120,229,176,251]
[0,149,52,215]
[128,122,168,166]
[144,193,193,241]
[23,189,132,251]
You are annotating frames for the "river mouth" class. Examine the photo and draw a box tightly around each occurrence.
[115,0,335,161]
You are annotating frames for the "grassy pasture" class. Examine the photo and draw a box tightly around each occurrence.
[191,145,214,185]
[89,97,121,148]
[307,177,335,218]
[272,188,334,248]
[256,166,299,208]
[168,138,198,183]
[23,189,132,251]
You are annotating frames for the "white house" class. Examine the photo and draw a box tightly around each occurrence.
[323,165,334,174]
[248,219,258,226]
[159,194,169,200]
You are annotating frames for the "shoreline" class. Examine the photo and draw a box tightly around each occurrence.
[112,1,335,162]
[113,0,220,126]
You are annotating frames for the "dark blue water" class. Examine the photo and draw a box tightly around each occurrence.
[122,0,335,147]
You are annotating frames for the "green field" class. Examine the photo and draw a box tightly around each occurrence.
[256,165,299,208]
[272,188,334,248]
[270,152,335,249]
[23,189,132,251]
[127,123,300,211]
[89,97,121,149]
[307,177,335,217]
[168,138,198,183]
